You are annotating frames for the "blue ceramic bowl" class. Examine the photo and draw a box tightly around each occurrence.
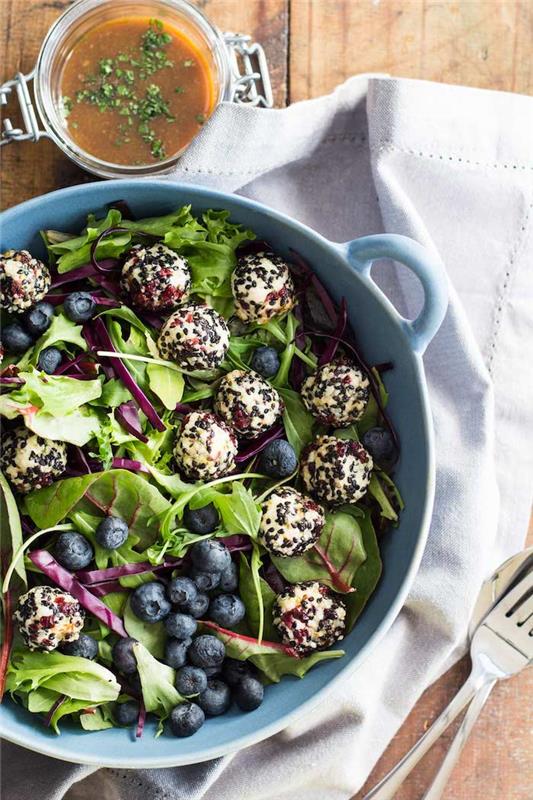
[0,180,448,767]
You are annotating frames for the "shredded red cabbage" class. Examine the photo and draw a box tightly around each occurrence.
[28,549,127,637]
[318,297,347,366]
[82,322,115,380]
[219,535,252,552]
[111,457,150,474]
[90,273,122,298]
[88,580,127,597]
[175,402,195,414]
[0,376,24,385]
[261,560,287,594]
[136,698,146,738]
[235,424,284,463]
[44,694,66,727]
[114,401,149,443]
[108,200,134,220]
[92,318,165,431]
[76,559,181,585]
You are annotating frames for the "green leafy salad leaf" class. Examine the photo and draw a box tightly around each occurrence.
[29,313,87,364]
[0,471,26,586]
[272,510,366,593]
[278,387,316,457]
[239,554,277,641]
[146,363,184,410]
[133,642,183,718]
[124,597,165,659]
[342,508,383,631]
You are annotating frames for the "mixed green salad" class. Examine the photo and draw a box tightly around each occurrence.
[0,201,402,739]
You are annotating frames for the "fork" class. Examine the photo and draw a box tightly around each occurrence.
[364,568,533,800]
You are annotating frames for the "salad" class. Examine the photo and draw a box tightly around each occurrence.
[0,201,402,739]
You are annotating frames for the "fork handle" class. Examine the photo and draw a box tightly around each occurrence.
[363,675,482,800]
[421,679,497,800]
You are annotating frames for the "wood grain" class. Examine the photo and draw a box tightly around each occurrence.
[289,0,533,102]
[1,2,532,798]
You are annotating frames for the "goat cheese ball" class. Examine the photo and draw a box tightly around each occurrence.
[301,435,373,505]
[301,363,370,426]
[158,304,229,370]
[174,411,237,480]
[14,586,85,652]
[0,249,51,313]
[121,243,191,311]
[0,427,67,494]
[273,581,346,655]
[258,487,325,558]
[231,252,295,324]
[214,369,283,438]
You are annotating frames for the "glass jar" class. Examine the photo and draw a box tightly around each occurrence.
[0,0,272,178]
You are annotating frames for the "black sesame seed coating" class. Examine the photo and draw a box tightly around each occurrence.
[259,487,325,557]
[121,243,191,312]
[0,427,67,494]
[300,435,373,505]
[214,369,283,438]
[14,586,85,652]
[158,304,229,370]
[231,252,295,324]
[174,411,238,480]
[0,250,51,313]
[272,580,346,655]
[301,363,370,426]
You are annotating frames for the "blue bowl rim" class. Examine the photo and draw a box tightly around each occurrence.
[0,180,436,768]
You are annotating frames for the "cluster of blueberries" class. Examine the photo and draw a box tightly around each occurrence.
[1,291,97,370]
[61,505,264,738]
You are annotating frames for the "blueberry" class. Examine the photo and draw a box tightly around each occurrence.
[208,594,246,628]
[203,665,221,678]
[258,439,298,478]
[130,581,171,623]
[191,567,220,593]
[60,633,98,660]
[175,665,208,696]
[219,561,238,592]
[251,346,280,378]
[167,576,198,607]
[1,322,34,354]
[53,531,94,570]
[64,291,96,323]
[197,679,231,717]
[164,612,197,640]
[37,346,62,374]
[234,675,264,711]
[114,699,140,726]
[164,637,191,669]
[221,658,252,688]
[169,702,205,737]
[361,426,397,468]
[95,516,129,550]
[22,302,54,336]
[183,503,219,534]
[187,635,225,669]
[183,592,210,619]
[191,540,231,574]
[112,637,138,675]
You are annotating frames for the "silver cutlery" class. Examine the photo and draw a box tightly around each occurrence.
[364,549,533,800]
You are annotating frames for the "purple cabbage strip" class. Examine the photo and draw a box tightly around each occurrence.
[28,549,127,637]
[289,249,337,325]
[219,535,252,552]
[90,272,122,298]
[114,401,149,443]
[92,318,165,431]
[50,260,120,289]
[289,302,307,390]
[82,321,115,380]
[136,310,164,330]
[175,402,195,415]
[261,560,287,594]
[318,297,347,366]
[136,699,146,739]
[44,694,66,727]
[88,580,127,597]
[111,457,150,474]
[53,352,89,376]
[69,446,94,475]
[76,559,182,585]
[0,376,24,385]
[90,228,131,273]
[235,424,284,463]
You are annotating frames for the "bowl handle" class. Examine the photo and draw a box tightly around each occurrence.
[339,234,448,355]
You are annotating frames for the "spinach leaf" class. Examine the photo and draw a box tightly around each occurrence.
[278,387,316,457]
[343,509,383,632]
[272,511,366,593]
[204,483,261,539]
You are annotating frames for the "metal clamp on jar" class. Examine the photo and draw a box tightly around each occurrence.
[0,0,273,178]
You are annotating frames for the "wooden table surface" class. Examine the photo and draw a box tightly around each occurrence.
[1,1,532,798]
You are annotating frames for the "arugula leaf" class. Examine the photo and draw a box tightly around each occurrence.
[133,641,183,716]
[200,621,344,682]
[0,471,26,586]
[239,554,277,640]
[357,368,389,434]
[25,470,170,549]
[272,511,366,593]
[278,387,315,457]
[147,363,184,410]
[123,597,165,658]
[342,509,382,631]
[368,473,398,521]
[203,483,261,538]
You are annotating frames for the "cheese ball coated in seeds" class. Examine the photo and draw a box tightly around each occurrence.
[0,250,51,313]
[0,427,67,494]
[301,363,370,426]
[157,304,229,370]
[14,586,85,652]
[174,411,237,480]
[214,369,283,438]
[301,435,373,505]
[121,243,191,312]
[273,581,346,655]
[258,487,325,557]
[231,252,295,324]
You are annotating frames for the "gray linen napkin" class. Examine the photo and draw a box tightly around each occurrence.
[2,76,532,800]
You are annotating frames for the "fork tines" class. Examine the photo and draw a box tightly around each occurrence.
[484,569,533,657]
